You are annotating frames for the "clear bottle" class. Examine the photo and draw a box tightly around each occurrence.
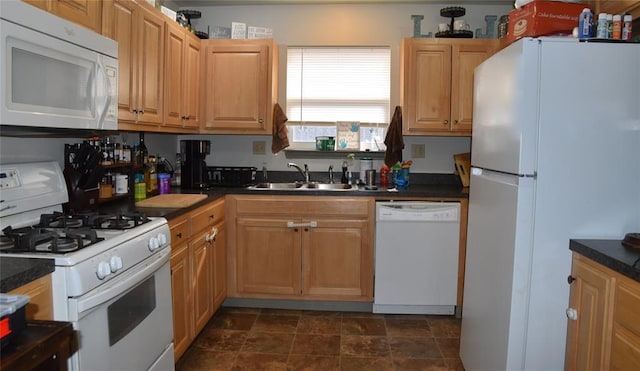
[596,13,608,38]
[172,153,182,187]
[622,14,633,41]
[147,156,158,194]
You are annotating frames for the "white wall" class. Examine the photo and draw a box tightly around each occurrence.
[182,2,511,173]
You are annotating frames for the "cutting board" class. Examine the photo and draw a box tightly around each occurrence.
[135,194,208,208]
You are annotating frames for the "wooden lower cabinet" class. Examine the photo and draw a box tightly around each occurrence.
[169,198,226,361]
[565,253,640,371]
[228,195,374,301]
[8,274,53,321]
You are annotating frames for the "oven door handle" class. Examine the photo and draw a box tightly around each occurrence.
[73,248,170,315]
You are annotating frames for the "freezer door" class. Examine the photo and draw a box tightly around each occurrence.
[471,38,539,176]
[460,168,535,371]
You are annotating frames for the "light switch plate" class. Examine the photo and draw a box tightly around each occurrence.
[253,141,266,155]
[411,144,425,158]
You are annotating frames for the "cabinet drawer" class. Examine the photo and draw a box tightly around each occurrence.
[614,278,640,337]
[170,219,189,246]
[192,200,225,234]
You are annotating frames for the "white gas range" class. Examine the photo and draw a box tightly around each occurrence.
[0,161,174,371]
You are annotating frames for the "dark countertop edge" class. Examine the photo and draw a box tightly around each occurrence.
[0,258,55,293]
[570,239,640,283]
[102,185,469,220]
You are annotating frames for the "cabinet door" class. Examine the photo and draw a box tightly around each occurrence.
[302,219,372,300]
[183,33,201,129]
[52,0,102,33]
[8,274,53,320]
[210,221,227,312]
[170,242,192,361]
[102,0,137,122]
[202,42,270,133]
[191,230,212,335]
[451,43,493,133]
[404,43,452,134]
[136,2,164,125]
[610,277,640,370]
[164,21,186,128]
[235,217,301,296]
[565,256,613,371]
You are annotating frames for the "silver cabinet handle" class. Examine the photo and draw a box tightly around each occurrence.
[286,221,317,228]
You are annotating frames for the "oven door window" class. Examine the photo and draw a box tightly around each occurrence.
[108,276,156,346]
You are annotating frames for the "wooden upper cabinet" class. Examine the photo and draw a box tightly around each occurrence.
[401,38,497,136]
[103,0,164,129]
[164,21,200,131]
[201,39,278,134]
[23,0,102,33]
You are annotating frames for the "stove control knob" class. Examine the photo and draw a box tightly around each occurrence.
[97,261,112,280]
[148,237,160,251]
[157,233,168,246]
[110,256,123,272]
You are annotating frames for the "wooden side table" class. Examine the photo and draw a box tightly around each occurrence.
[0,321,77,371]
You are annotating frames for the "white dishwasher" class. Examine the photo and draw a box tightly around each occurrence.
[374,201,460,315]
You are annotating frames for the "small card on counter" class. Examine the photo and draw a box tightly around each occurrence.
[248,26,273,39]
[336,121,360,150]
[231,22,247,39]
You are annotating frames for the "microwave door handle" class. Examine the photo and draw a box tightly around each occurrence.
[94,57,112,130]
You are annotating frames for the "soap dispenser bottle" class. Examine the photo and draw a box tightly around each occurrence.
[341,161,349,184]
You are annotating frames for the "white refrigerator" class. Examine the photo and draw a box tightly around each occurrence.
[460,37,640,371]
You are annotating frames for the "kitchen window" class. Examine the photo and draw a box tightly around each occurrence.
[286,46,391,150]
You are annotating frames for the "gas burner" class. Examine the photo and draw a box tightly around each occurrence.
[0,235,14,251]
[38,211,86,228]
[43,237,78,253]
[91,213,151,230]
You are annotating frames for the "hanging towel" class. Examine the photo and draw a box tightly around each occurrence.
[384,106,404,167]
[271,103,290,154]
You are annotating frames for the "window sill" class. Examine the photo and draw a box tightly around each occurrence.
[283,149,385,159]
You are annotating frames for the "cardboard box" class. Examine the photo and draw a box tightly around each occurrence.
[507,1,587,43]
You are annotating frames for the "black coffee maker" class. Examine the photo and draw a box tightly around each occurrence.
[180,140,211,189]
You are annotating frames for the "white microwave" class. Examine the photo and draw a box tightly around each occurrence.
[0,1,118,131]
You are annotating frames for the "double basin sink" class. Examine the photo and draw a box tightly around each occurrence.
[247,182,357,191]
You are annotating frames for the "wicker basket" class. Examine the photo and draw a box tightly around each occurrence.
[453,152,471,187]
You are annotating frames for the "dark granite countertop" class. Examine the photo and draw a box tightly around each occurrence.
[98,173,468,221]
[570,239,640,282]
[0,257,55,293]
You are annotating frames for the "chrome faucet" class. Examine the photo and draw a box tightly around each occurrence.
[328,165,334,183]
[288,162,309,183]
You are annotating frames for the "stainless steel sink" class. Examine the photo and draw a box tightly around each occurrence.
[247,182,354,191]
[304,183,353,190]
[249,182,303,189]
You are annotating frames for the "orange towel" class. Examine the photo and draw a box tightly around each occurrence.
[384,106,404,167]
[272,103,290,154]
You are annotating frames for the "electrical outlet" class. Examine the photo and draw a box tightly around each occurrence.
[411,143,425,158]
[252,141,266,155]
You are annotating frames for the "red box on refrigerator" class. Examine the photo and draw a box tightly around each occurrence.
[507,1,587,43]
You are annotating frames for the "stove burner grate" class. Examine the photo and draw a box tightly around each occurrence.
[1,226,104,253]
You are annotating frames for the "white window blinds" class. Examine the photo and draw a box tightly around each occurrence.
[286,47,391,123]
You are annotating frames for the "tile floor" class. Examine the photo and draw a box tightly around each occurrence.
[175,306,463,371]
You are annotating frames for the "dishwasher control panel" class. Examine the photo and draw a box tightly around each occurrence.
[376,202,459,222]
